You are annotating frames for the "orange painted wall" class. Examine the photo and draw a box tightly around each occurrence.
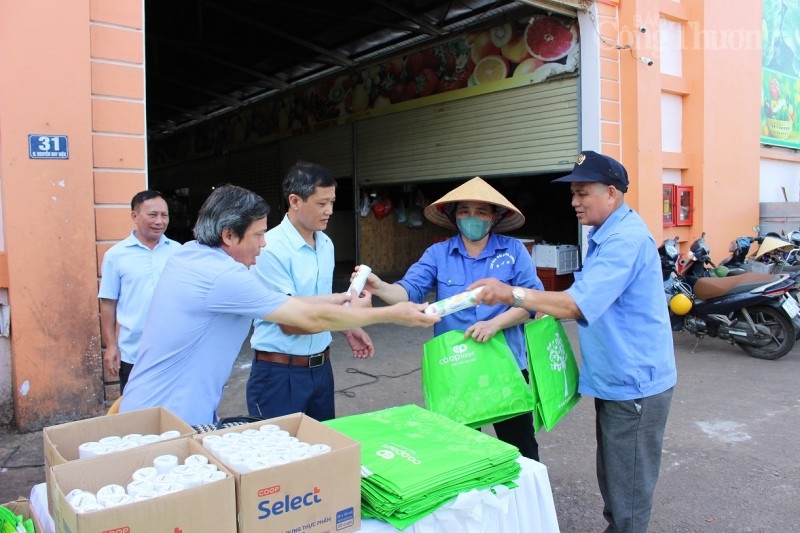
[0,0,145,430]
[606,0,762,258]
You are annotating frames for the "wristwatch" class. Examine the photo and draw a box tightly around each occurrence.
[511,287,526,308]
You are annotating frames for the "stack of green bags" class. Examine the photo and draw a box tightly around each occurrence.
[0,504,34,533]
[325,404,521,530]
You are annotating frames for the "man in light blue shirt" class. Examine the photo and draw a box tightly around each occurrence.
[98,190,179,393]
[247,162,373,421]
[471,151,677,533]
[120,185,435,426]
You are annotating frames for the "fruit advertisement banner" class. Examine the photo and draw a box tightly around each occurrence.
[762,0,800,148]
[153,13,579,164]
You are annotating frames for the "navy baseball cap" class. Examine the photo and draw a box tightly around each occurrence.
[552,151,629,193]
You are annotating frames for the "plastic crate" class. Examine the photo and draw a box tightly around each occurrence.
[537,267,574,291]
[532,244,580,275]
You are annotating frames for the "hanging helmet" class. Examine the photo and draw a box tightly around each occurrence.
[669,293,693,315]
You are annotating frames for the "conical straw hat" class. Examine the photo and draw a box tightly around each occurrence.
[423,177,525,233]
[755,236,795,258]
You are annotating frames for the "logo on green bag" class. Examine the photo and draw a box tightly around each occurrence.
[376,444,422,464]
[547,334,570,399]
[439,343,475,366]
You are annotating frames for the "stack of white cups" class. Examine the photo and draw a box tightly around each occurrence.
[65,452,226,513]
[201,424,332,474]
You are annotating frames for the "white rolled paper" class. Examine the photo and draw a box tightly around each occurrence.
[184,454,209,467]
[132,466,158,482]
[229,453,251,474]
[101,493,132,508]
[153,454,179,474]
[74,501,104,514]
[259,424,281,433]
[310,444,332,455]
[179,472,203,489]
[78,441,101,459]
[67,490,97,509]
[96,484,126,506]
[93,445,116,456]
[133,490,159,502]
[127,479,154,497]
[153,473,179,487]
[139,434,162,445]
[196,463,218,474]
[98,435,122,448]
[156,483,185,495]
[201,470,227,484]
[121,433,143,444]
[116,440,140,452]
[159,430,181,440]
[171,464,197,476]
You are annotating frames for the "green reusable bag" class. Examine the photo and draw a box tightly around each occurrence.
[524,316,581,432]
[422,329,536,428]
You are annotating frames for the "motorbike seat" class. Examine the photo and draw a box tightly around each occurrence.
[693,273,780,300]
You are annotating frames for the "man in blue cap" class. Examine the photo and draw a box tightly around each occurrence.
[469,151,677,532]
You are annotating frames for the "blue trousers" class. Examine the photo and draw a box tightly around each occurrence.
[246,355,335,422]
[595,387,674,533]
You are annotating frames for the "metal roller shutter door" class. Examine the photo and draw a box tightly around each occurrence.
[355,77,578,185]
[280,125,354,178]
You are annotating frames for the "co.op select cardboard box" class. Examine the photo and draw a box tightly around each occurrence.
[43,406,195,514]
[194,413,361,533]
[51,437,237,533]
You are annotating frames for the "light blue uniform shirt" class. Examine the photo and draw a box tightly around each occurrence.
[120,241,288,425]
[97,231,179,364]
[250,215,334,355]
[566,204,677,400]
[397,233,543,370]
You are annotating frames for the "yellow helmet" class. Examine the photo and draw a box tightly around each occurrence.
[669,293,693,315]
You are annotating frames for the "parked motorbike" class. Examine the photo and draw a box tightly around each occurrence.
[719,235,760,275]
[679,232,731,285]
[659,237,800,359]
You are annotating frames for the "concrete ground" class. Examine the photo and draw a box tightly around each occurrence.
[2,313,800,532]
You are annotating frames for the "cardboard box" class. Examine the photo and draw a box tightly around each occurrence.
[51,437,237,533]
[194,413,361,533]
[43,407,195,514]
[2,498,46,532]
[533,244,580,275]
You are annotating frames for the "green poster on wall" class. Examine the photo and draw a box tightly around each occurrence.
[762,0,800,148]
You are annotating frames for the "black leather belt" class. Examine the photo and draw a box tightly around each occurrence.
[253,347,330,368]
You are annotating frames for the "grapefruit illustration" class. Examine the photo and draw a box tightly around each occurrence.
[473,55,509,85]
[524,16,578,62]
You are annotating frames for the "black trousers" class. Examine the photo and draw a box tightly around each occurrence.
[119,361,134,394]
[485,369,540,462]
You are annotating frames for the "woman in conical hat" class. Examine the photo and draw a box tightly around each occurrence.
[352,176,545,461]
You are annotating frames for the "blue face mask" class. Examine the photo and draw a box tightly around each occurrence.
[457,216,492,242]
